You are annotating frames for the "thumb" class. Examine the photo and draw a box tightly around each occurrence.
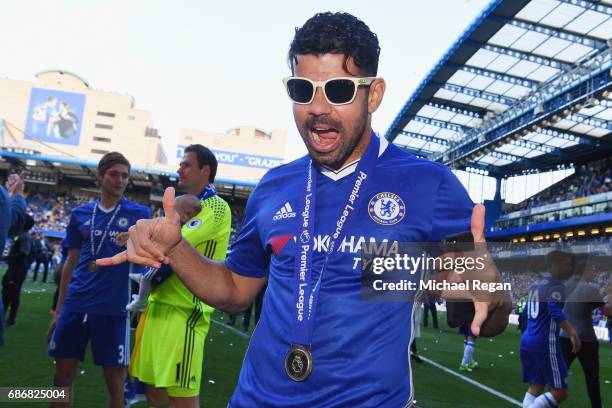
[470,204,486,243]
[470,301,489,337]
[162,187,179,223]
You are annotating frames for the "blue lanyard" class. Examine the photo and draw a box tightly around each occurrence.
[291,133,380,347]
[90,198,122,258]
[198,184,217,202]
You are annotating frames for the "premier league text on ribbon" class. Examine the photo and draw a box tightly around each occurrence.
[290,134,380,381]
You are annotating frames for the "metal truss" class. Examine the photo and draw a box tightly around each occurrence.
[569,113,612,131]
[412,115,467,133]
[435,46,612,165]
[556,0,612,18]
[399,130,450,146]
[423,101,483,119]
[471,42,570,70]
[458,65,539,89]
[440,83,516,106]
[498,17,606,49]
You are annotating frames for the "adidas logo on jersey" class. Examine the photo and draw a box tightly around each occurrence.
[273,202,296,220]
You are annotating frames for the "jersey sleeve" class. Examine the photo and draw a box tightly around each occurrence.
[65,211,83,250]
[186,206,216,253]
[225,187,268,278]
[141,206,152,220]
[429,168,473,242]
[547,285,567,323]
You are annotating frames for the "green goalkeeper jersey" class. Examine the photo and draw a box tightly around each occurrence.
[149,194,232,310]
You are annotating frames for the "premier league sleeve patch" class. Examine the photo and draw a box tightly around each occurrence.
[186,219,202,229]
[368,192,406,226]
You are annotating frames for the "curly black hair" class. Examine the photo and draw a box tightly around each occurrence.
[288,12,380,77]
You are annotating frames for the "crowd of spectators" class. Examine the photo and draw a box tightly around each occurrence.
[229,207,245,247]
[505,158,611,214]
[25,191,246,247]
[26,192,88,233]
[502,268,610,306]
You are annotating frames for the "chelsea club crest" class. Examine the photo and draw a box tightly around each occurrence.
[368,192,406,226]
[117,217,129,228]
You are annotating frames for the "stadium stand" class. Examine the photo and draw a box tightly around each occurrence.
[23,190,245,245]
[505,157,611,212]
[26,192,88,235]
[491,157,611,232]
[229,207,245,247]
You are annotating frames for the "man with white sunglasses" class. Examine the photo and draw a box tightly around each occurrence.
[99,12,511,407]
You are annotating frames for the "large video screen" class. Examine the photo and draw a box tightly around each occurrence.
[25,87,86,146]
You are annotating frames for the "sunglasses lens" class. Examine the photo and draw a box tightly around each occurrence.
[286,79,314,103]
[325,79,356,104]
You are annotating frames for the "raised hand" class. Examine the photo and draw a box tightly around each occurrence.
[6,171,27,197]
[439,204,512,337]
[96,187,182,268]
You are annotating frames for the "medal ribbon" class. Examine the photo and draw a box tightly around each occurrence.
[198,183,217,202]
[90,199,122,260]
[291,133,380,348]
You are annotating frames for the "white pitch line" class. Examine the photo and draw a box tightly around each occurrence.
[213,319,520,406]
[211,318,250,340]
[22,288,50,293]
[419,355,522,407]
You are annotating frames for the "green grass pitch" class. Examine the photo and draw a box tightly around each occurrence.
[1,281,610,407]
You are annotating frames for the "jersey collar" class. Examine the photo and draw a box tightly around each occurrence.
[97,195,125,213]
[319,135,388,182]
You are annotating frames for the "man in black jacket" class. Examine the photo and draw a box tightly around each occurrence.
[2,214,35,326]
[32,233,50,283]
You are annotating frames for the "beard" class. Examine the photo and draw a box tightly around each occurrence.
[298,103,369,169]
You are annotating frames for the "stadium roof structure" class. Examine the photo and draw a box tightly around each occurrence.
[385,0,612,178]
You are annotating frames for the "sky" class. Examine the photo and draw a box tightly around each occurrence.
[1,0,491,163]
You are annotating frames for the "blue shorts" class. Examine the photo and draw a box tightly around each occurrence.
[520,349,568,389]
[48,309,130,366]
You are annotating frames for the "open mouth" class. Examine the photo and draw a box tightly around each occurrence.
[309,125,340,153]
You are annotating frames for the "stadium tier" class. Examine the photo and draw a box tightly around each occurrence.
[384,0,611,244]
[489,158,611,238]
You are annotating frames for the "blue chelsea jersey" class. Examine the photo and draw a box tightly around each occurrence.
[63,196,151,316]
[521,275,567,353]
[226,137,473,407]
